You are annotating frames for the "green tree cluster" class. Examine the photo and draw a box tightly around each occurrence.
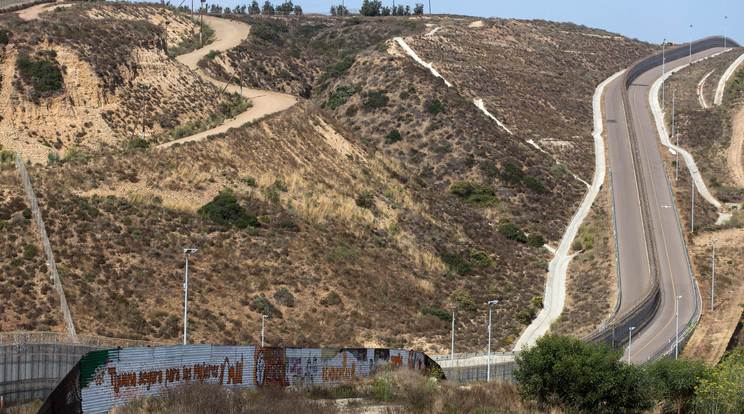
[448,182,499,206]
[197,188,260,229]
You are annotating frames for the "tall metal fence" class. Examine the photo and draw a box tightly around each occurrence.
[14,154,78,343]
[0,0,51,12]
[0,331,173,349]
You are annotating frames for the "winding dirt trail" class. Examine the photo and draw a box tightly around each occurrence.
[728,107,744,187]
[158,15,297,148]
[14,1,71,20]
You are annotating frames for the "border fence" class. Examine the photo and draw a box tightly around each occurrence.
[15,154,78,342]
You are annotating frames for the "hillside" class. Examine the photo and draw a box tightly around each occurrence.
[0,4,654,353]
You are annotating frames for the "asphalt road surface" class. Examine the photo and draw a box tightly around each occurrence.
[606,47,722,363]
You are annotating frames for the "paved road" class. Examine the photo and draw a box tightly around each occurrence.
[606,47,722,362]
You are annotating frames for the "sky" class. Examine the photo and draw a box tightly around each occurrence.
[191,0,744,45]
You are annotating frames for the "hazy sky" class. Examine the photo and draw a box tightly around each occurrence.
[196,0,743,45]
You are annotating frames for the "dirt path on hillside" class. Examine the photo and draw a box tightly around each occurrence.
[158,15,296,148]
[15,1,71,20]
[728,106,744,187]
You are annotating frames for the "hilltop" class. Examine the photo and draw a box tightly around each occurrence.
[0,3,654,353]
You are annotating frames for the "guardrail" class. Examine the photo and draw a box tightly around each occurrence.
[14,154,78,343]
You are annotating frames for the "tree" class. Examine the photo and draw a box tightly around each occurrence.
[694,347,744,413]
[261,0,275,14]
[515,334,651,413]
[209,4,222,13]
[330,5,336,16]
[381,6,390,16]
[293,5,302,14]
[248,0,260,14]
[276,0,293,15]
[395,4,404,15]
[644,357,708,414]
[413,3,424,14]
[336,4,349,16]
[360,0,381,16]
[197,188,260,229]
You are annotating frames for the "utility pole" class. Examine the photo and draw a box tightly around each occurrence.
[691,172,695,232]
[628,326,635,364]
[689,25,693,64]
[712,238,718,311]
[486,300,498,382]
[183,248,198,345]
[450,306,455,364]
[675,295,682,359]
[138,84,150,139]
[428,0,431,14]
[675,126,679,181]
[200,0,206,45]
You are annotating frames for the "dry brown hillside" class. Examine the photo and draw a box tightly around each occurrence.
[0,2,241,164]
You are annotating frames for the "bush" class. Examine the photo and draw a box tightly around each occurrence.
[0,30,8,45]
[384,129,402,144]
[23,244,38,260]
[328,84,357,109]
[15,52,63,94]
[694,347,744,412]
[448,182,499,206]
[318,56,355,83]
[420,306,451,323]
[470,250,496,267]
[500,163,525,185]
[498,219,527,243]
[320,291,342,306]
[363,90,389,111]
[423,98,443,115]
[571,239,583,251]
[524,176,546,193]
[277,218,297,229]
[355,190,374,209]
[450,289,476,312]
[244,176,256,187]
[644,357,708,414]
[515,307,537,325]
[527,233,545,247]
[515,334,650,413]
[22,208,32,219]
[273,287,295,307]
[197,188,260,229]
[440,251,472,275]
[249,294,281,318]
[530,296,543,308]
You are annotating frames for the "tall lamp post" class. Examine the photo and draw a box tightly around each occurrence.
[675,126,679,180]
[183,248,198,345]
[486,300,498,382]
[676,295,683,359]
[689,25,693,64]
[712,238,718,311]
[628,326,635,364]
[724,16,728,50]
[262,314,268,347]
[450,306,456,363]
[662,39,666,109]
[691,172,695,232]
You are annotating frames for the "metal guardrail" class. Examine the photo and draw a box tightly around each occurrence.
[14,154,78,343]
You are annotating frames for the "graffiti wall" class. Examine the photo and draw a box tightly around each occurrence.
[40,345,441,414]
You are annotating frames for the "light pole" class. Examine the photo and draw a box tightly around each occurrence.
[428,0,431,14]
[262,314,268,347]
[183,248,198,345]
[200,0,206,45]
[724,16,728,50]
[450,306,455,363]
[138,84,150,139]
[689,25,693,64]
[712,238,718,311]
[691,172,695,232]
[675,295,682,359]
[628,326,635,364]
[486,300,498,382]
[672,89,675,145]
[662,39,665,109]
[164,20,170,56]
[675,126,679,180]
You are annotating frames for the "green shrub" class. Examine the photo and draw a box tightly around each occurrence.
[328,84,357,109]
[277,219,297,229]
[23,244,38,260]
[355,190,374,209]
[15,52,63,93]
[384,129,402,144]
[448,182,499,206]
[470,250,496,267]
[527,233,545,247]
[273,287,295,307]
[22,208,32,219]
[127,138,149,149]
[440,251,472,275]
[250,294,282,318]
[524,176,546,193]
[197,188,260,229]
[530,259,549,271]
[498,219,527,243]
[363,90,389,110]
[46,151,59,166]
[320,291,342,306]
[450,289,476,312]
[318,56,355,83]
[420,306,451,323]
[530,296,543,308]
[244,176,256,187]
[205,50,220,59]
[572,239,583,251]
[251,20,285,42]
[0,30,8,45]
[500,163,525,185]
[516,307,536,325]
[423,98,443,115]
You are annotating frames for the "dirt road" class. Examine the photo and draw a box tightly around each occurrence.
[15,1,70,20]
[160,16,296,148]
[728,106,744,188]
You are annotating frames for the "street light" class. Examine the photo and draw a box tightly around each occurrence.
[628,326,635,364]
[691,172,695,232]
[676,295,683,359]
[183,248,198,345]
[262,314,268,347]
[712,238,718,311]
[486,300,498,382]
[689,25,693,64]
[138,84,150,139]
[662,39,666,109]
[724,16,728,50]
[675,126,679,180]
[451,306,456,363]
